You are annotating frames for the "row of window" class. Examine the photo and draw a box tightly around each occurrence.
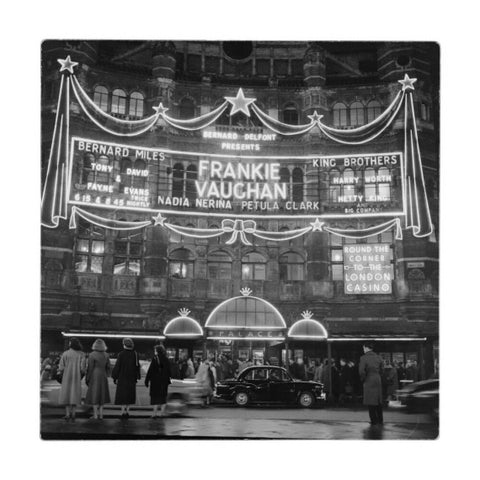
[93,86,145,118]
[74,220,394,283]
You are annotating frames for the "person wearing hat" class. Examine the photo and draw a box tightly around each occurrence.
[359,343,384,426]
[58,337,86,422]
[85,339,112,419]
[112,338,141,419]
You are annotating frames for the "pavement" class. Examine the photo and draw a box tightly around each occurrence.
[41,405,438,440]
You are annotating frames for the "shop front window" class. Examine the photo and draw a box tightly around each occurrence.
[75,219,105,273]
[279,252,305,281]
[241,252,266,280]
[207,250,232,279]
[169,248,195,279]
[113,229,143,275]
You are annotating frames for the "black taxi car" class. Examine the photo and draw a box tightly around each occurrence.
[215,366,326,408]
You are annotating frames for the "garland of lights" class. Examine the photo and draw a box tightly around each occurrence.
[41,56,433,242]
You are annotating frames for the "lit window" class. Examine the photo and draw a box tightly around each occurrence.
[93,86,109,112]
[279,252,304,281]
[111,89,127,115]
[132,159,147,189]
[367,100,382,123]
[129,91,144,118]
[333,103,348,127]
[75,219,105,273]
[329,169,341,202]
[241,252,266,280]
[114,230,143,276]
[169,248,194,279]
[350,101,365,126]
[208,251,232,279]
[420,102,430,121]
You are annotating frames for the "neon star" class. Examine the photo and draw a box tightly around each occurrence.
[152,213,166,226]
[153,103,169,116]
[307,111,324,124]
[398,74,417,91]
[310,218,324,232]
[57,55,78,74]
[225,88,256,117]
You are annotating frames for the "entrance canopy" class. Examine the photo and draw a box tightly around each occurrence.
[206,293,286,330]
[288,318,328,340]
[164,311,203,338]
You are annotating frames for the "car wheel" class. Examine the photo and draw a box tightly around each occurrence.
[298,391,315,408]
[234,391,250,407]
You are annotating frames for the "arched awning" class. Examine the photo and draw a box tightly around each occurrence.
[205,289,286,341]
[288,314,328,340]
[163,310,203,338]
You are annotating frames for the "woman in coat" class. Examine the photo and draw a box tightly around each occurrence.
[382,360,399,402]
[112,338,141,419]
[85,339,111,419]
[145,344,171,417]
[195,359,213,406]
[58,337,86,422]
[359,343,384,425]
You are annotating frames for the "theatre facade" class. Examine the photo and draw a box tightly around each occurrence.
[41,41,439,378]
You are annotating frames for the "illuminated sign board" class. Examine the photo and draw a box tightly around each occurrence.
[343,244,393,294]
[68,137,404,219]
[206,329,285,340]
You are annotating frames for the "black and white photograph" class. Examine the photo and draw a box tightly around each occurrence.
[39,39,440,440]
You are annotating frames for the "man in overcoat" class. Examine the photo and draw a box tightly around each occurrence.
[359,343,384,425]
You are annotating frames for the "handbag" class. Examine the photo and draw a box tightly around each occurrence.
[54,370,63,384]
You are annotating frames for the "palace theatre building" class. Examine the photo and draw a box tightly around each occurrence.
[41,41,439,378]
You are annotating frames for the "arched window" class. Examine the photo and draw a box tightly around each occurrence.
[179,97,195,119]
[279,167,291,200]
[169,248,195,279]
[279,252,304,281]
[283,104,299,125]
[207,250,232,279]
[350,101,365,126]
[169,223,182,244]
[364,167,376,199]
[241,252,266,280]
[378,166,391,201]
[93,86,109,112]
[342,168,356,197]
[132,159,147,189]
[129,91,144,118]
[172,163,184,197]
[114,229,143,275]
[292,167,304,202]
[333,103,348,127]
[185,164,198,202]
[329,169,341,202]
[111,89,127,115]
[367,100,382,123]
[75,218,105,273]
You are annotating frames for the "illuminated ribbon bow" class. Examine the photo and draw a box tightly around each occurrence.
[222,219,257,245]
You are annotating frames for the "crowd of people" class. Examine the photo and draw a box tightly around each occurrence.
[41,338,426,421]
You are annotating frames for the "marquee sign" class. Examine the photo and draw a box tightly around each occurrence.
[206,329,285,340]
[343,243,393,294]
[69,136,404,219]
[41,57,434,245]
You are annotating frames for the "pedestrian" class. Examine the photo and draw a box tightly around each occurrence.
[291,357,307,380]
[196,358,214,406]
[382,359,398,403]
[359,343,384,426]
[145,344,172,418]
[313,360,323,383]
[85,339,111,420]
[112,338,141,419]
[185,358,195,378]
[58,337,86,422]
[338,358,354,405]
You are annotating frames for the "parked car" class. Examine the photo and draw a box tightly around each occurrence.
[396,378,439,413]
[215,366,326,408]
